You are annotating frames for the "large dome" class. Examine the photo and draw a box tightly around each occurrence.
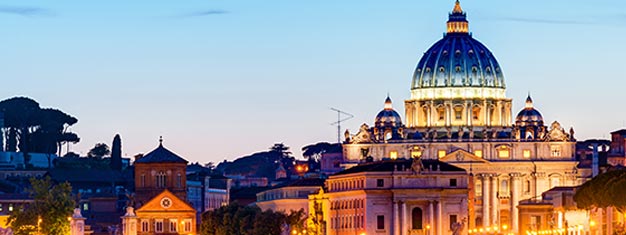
[411,1,505,90]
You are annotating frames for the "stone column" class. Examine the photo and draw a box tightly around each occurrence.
[445,102,451,127]
[429,201,435,235]
[482,174,490,228]
[122,207,138,235]
[490,174,498,225]
[510,173,521,234]
[394,201,400,235]
[70,208,86,235]
[437,200,443,235]
[403,201,408,235]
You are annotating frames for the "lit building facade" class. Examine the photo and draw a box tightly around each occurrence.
[342,1,583,234]
[316,159,468,235]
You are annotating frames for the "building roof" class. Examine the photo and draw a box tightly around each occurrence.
[611,129,626,135]
[135,142,188,164]
[333,159,465,176]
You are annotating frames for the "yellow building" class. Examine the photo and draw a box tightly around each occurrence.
[125,139,197,235]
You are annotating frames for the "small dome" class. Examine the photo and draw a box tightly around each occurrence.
[515,95,544,126]
[375,96,403,128]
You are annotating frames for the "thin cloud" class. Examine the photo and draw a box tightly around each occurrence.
[495,17,595,25]
[179,10,229,18]
[0,6,52,17]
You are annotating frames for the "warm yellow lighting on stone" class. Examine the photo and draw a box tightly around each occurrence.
[438,150,447,158]
[474,150,482,158]
[410,87,507,100]
[390,151,398,160]
[590,220,596,227]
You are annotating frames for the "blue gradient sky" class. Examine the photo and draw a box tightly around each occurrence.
[2,0,625,163]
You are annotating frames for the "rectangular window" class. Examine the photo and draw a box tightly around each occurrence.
[438,150,447,158]
[550,146,562,157]
[0,204,3,212]
[438,110,445,121]
[141,220,149,232]
[449,214,458,229]
[450,178,457,187]
[141,174,145,187]
[82,203,89,211]
[169,219,177,232]
[523,150,531,158]
[474,150,483,158]
[184,219,192,232]
[475,182,482,196]
[498,149,509,158]
[455,110,462,120]
[155,220,164,233]
[376,179,384,187]
[377,215,385,230]
[8,204,13,212]
[389,151,398,160]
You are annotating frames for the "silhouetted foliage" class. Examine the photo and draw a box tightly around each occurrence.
[574,169,626,212]
[302,142,342,172]
[216,143,295,180]
[200,203,305,235]
[0,97,79,160]
[87,143,110,159]
[110,134,122,170]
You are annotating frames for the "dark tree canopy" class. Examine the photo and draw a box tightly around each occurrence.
[574,169,626,211]
[200,203,305,235]
[302,142,342,172]
[110,134,122,170]
[0,97,80,159]
[87,143,110,159]
[216,143,295,180]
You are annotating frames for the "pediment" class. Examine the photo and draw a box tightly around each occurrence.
[136,189,195,213]
[439,149,490,164]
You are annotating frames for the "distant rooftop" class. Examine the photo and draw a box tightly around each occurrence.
[333,159,465,176]
[135,141,188,164]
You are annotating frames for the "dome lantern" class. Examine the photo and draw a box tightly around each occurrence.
[447,0,468,34]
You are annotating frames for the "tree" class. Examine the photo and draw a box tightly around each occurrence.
[0,97,80,165]
[110,134,122,170]
[201,203,292,235]
[8,177,74,235]
[574,169,626,212]
[87,143,110,159]
[302,142,342,172]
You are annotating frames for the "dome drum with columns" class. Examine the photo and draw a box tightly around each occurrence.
[344,0,574,144]
[339,2,583,234]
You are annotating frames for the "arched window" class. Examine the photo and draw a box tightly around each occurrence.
[156,171,167,188]
[412,207,423,229]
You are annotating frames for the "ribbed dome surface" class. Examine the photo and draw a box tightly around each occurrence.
[515,95,544,126]
[375,96,402,128]
[412,34,505,89]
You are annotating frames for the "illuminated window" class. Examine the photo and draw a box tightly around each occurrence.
[475,182,482,196]
[550,146,562,157]
[141,220,149,232]
[8,204,13,212]
[523,150,531,158]
[155,220,164,233]
[438,150,447,158]
[438,109,445,121]
[474,150,483,158]
[472,108,480,120]
[411,147,423,158]
[455,109,462,120]
[389,151,398,160]
[83,203,89,211]
[0,204,3,212]
[183,219,192,232]
[169,219,177,232]
[497,146,509,158]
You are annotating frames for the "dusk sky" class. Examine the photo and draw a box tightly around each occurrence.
[2,0,625,164]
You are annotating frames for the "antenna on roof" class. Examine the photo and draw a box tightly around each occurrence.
[330,108,354,144]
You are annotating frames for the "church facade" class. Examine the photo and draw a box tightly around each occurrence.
[342,1,584,234]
